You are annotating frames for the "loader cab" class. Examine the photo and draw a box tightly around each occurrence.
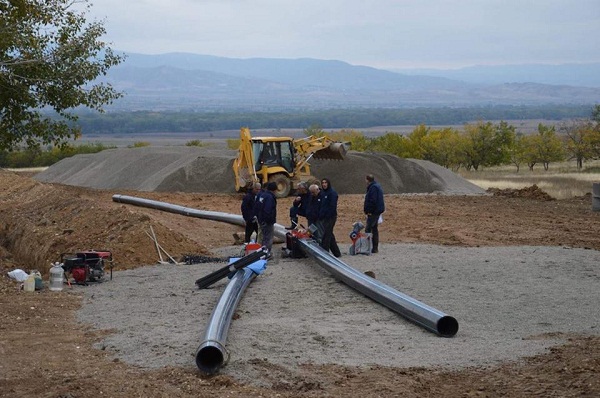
[253,138,295,174]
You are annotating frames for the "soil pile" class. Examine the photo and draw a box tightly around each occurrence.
[487,184,556,201]
[34,147,485,195]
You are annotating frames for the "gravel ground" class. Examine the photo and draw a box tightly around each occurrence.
[77,242,599,386]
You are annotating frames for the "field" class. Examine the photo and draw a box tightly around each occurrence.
[459,161,600,199]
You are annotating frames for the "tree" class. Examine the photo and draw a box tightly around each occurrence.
[532,123,565,170]
[421,127,464,169]
[403,124,429,159]
[560,120,600,170]
[508,133,528,172]
[0,0,124,151]
[461,121,516,170]
[370,132,409,158]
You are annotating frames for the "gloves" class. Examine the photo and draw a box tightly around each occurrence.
[252,216,258,224]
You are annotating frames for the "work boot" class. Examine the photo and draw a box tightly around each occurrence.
[285,219,298,230]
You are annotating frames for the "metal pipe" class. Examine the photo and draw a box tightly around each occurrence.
[195,267,257,374]
[299,239,459,337]
[112,194,458,336]
[112,194,288,240]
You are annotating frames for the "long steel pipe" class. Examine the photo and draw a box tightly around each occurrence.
[299,239,459,337]
[113,194,458,337]
[195,267,257,374]
[112,194,288,239]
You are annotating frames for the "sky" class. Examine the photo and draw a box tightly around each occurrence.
[83,0,600,70]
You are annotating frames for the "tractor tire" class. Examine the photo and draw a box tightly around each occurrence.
[269,174,292,198]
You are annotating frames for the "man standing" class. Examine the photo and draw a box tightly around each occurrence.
[241,182,261,243]
[287,182,310,230]
[364,174,385,253]
[257,181,278,257]
[319,178,341,258]
[306,184,321,227]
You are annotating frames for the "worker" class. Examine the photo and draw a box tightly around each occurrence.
[262,143,278,165]
[257,181,278,258]
[363,174,385,254]
[287,182,310,229]
[319,178,341,258]
[306,183,321,227]
[241,182,261,243]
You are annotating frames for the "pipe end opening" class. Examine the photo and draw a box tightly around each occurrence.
[437,316,459,337]
[196,345,225,374]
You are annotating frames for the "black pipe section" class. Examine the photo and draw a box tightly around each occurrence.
[196,267,257,374]
[299,239,459,337]
[112,194,288,240]
[195,247,268,289]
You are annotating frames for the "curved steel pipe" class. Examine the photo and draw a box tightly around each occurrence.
[112,194,288,240]
[196,267,256,374]
[299,239,459,337]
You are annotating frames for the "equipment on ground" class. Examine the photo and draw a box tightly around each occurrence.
[195,246,269,289]
[60,250,113,285]
[232,127,348,198]
[282,229,310,258]
[349,221,372,255]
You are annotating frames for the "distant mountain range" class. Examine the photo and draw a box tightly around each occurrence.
[395,64,600,87]
[99,52,600,111]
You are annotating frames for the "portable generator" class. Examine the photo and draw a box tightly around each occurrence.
[60,250,113,285]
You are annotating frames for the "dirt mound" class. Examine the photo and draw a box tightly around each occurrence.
[0,169,210,277]
[35,147,485,195]
[34,146,236,193]
[487,184,556,201]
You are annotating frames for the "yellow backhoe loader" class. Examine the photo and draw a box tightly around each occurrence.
[232,127,347,197]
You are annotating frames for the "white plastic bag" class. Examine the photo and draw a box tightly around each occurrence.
[7,269,29,282]
[378,214,383,224]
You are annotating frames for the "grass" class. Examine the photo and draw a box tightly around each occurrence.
[459,160,600,199]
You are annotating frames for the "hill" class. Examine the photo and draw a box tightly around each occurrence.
[98,53,600,111]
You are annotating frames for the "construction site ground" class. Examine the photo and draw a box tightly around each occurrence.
[1,168,599,397]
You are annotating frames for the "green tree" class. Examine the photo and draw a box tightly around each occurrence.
[461,121,516,170]
[532,123,565,170]
[421,127,464,169]
[0,0,124,151]
[560,120,600,170]
[508,133,528,172]
[403,124,429,159]
[370,133,409,158]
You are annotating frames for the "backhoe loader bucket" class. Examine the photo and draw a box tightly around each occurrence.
[312,142,347,160]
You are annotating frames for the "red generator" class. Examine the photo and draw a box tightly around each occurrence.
[60,250,113,285]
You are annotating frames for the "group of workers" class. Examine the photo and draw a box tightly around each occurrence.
[240,174,385,258]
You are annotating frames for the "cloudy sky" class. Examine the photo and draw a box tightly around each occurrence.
[85,0,600,70]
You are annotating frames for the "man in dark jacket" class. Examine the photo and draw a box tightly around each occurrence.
[257,181,278,255]
[306,184,321,227]
[319,178,341,257]
[363,174,385,253]
[287,182,309,229]
[241,182,261,243]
